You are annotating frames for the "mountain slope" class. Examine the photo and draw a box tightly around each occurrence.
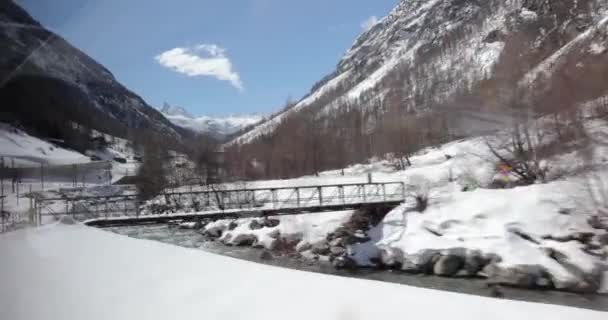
[0,0,186,142]
[231,0,608,145]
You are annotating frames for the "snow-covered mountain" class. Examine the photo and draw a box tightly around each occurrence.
[0,0,187,141]
[231,0,608,145]
[160,103,262,137]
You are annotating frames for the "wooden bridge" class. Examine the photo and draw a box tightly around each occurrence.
[33,181,408,227]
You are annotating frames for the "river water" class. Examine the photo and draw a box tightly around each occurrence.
[105,224,608,312]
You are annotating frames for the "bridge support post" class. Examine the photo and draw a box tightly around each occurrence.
[401,182,406,201]
[318,187,323,206]
[250,191,256,209]
[382,184,387,201]
[361,185,366,202]
[296,188,300,207]
[271,189,277,209]
[339,186,345,205]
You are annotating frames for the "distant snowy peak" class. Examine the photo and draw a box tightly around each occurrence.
[160,102,193,119]
[161,107,262,136]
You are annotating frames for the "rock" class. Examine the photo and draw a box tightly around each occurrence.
[263,218,280,228]
[329,237,344,247]
[259,250,273,261]
[464,251,486,275]
[296,242,312,252]
[220,233,233,245]
[484,264,551,289]
[204,226,224,238]
[417,249,441,274]
[228,221,238,230]
[178,221,200,229]
[598,233,608,246]
[311,241,331,255]
[330,246,346,256]
[249,219,263,230]
[267,229,281,239]
[232,234,257,246]
[332,256,356,269]
[433,255,464,277]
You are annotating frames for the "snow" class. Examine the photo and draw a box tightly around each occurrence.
[589,42,607,55]
[355,178,604,288]
[520,8,538,21]
[1,223,605,320]
[205,211,354,249]
[0,123,90,166]
[525,15,608,84]
[163,113,263,136]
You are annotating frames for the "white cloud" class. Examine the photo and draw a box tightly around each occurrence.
[361,15,380,31]
[155,44,243,91]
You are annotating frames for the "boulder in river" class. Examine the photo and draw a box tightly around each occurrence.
[433,255,464,276]
[311,241,331,255]
[249,219,263,230]
[263,218,280,228]
[330,246,346,257]
[232,234,257,246]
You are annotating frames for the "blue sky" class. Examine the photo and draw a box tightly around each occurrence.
[20,0,396,117]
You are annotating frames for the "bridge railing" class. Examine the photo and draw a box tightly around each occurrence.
[33,181,407,223]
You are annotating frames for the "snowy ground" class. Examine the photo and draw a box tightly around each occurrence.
[1,222,606,320]
[0,123,90,166]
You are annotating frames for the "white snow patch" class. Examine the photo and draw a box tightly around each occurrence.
[520,8,538,21]
[589,42,606,55]
[1,224,605,320]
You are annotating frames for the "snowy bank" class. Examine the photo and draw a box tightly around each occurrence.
[1,223,606,320]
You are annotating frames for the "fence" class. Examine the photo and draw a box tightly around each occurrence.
[0,158,118,232]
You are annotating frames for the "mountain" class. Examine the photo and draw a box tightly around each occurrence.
[160,102,262,137]
[0,0,188,145]
[226,0,608,179]
[160,102,194,119]
[231,0,608,145]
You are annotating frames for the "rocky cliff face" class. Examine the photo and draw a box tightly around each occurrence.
[232,0,608,145]
[0,0,186,140]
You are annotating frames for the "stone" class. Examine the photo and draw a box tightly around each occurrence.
[263,218,280,228]
[296,242,312,252]
[311,241,331,255]
[330,246,346,256]
[329,237,344,247]
[232,234,257,246]
[267,229,281,239]
[484,264,551,289]
[417,249,441,274]
[598,233,608,246]
[332,257,356,269]
[259,250,273,261]
[249,219,263,230]
[464,251,486,275]
[228,221,238,231]
[433,255,464,277]
[220,233,233,245]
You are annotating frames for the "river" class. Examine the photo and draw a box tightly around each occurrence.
[105,224,608,312]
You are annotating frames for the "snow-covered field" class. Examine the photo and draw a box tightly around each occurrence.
[0,123,90,166]
[1,222,605,320]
